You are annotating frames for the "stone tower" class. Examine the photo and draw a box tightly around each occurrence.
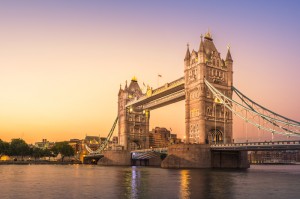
[118,77,150,150]
[184,32,233,144]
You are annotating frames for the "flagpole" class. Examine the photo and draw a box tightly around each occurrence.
[157,74,162,87]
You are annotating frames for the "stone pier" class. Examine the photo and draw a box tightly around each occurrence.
[161,144,249,169]
[161,144,211,168]
[97,150,131,166]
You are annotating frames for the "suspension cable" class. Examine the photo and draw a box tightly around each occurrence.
[204,79,300,137]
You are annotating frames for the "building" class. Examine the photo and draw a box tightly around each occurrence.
[249,150,300,164]
[149,127,181,148]
[84,135,105,151]
[112,136,118,144]
[34,139,54,149]
[69,139,82,155]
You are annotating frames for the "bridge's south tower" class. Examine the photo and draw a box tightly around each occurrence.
[118,77,150,150]
[184,32,233,144]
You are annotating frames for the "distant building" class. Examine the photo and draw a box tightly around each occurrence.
[34,139,54,149]
[248,150,300,164]
[84,135,101,151]
[149,127,181,148]
[69,139,82,154]
[112,136,118,144]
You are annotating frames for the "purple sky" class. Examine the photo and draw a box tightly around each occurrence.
[0,0,299,143]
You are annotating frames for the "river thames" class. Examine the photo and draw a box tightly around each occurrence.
[0,164,300,199]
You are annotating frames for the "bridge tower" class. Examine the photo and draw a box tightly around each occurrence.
[184,32,233,144]
[118,77,150,150]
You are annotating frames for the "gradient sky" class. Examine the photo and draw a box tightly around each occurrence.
[1,0,300,143]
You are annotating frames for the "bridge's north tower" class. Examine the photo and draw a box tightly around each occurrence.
[184,32,233,144]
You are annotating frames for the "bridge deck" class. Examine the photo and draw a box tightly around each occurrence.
[210,141,300,151]
[131,141,300,154]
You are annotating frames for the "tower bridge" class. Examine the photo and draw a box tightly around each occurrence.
[118,31,234,151]
[96,31,300,168]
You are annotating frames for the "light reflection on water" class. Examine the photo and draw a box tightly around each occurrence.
[179,170,190,198]
[0,165,300,199]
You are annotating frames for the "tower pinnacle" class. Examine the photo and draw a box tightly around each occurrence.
[184,43,191,60]
[204,30,213,41]
[226,47,233,61]
[199,34,204,52]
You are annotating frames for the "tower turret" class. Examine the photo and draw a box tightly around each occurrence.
[198,35,205,63]
[225,47,233,87]
[184,43,191,68]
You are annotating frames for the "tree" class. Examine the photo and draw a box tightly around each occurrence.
[32,147,43,161]
[0,139,10,155]
[43,148,53,161]
[9,138,30,160]
[51,142,74,162]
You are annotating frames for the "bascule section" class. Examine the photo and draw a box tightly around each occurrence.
[184,32,233,145]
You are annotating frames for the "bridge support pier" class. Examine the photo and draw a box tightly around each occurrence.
[97,150,131,166]
[161,144,211,168]
[211,151,249,169]
[161,144,249,169]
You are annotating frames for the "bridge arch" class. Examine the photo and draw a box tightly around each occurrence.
[207,129,223,144]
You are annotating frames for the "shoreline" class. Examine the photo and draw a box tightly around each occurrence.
[0,161,82,165]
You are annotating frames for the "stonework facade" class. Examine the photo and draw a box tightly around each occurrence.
[118,32,234,149]
[184,32,233,144]
[118,77,150,150]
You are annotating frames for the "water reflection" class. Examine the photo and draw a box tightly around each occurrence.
[122,166,149,199]
[179,170,191,198]
[0,165,299,198]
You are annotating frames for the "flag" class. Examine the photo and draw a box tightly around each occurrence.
[158,74,162,77]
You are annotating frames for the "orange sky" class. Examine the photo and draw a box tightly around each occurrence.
[1,1,300,143]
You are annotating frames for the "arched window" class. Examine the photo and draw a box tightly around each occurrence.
[207,129,223,144]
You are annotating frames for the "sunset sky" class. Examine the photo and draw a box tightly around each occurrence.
[1,1,300,143]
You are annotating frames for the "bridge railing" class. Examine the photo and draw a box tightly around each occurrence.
[131,147,168,153]
[211,140,300,148]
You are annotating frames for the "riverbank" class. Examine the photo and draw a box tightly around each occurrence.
[0,160,82,165]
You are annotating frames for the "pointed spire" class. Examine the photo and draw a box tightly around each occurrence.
[125,80,128,90]
[184,43,191,61]
[204,29,213,41]
[132,76,137,82]
[226,45,233,61]
[199,34,204,52]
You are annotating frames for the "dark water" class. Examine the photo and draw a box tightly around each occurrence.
[0,164,300,199]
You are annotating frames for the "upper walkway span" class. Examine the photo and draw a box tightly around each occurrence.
[125,77,185,110]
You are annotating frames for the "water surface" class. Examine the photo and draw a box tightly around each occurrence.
[0,164,299,199]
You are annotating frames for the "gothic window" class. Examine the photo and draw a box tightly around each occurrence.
[225,111,229,118]
[135,115,139,122]
[208,129,223,144]
[207,107,211,116]
[206,90,210,98]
